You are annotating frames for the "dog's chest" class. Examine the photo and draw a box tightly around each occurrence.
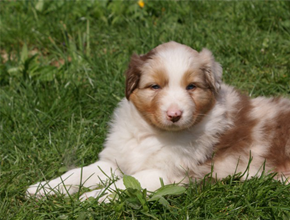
[104,130,212,175]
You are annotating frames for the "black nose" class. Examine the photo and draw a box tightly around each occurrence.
[167,115,181,123]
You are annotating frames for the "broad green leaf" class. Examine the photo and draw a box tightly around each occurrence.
[149,185,186,201]
[123,175,142,190]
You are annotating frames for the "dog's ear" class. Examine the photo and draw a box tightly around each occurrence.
[125,54,144,100]
[125,50,155,100]
[199,49,222,94]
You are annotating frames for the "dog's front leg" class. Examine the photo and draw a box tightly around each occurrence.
[80,168,170,202]
[27,161,121,198]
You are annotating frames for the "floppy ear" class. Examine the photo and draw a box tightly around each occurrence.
[125,50,155,100]
[125,54,143,100]
[199,49,222,94]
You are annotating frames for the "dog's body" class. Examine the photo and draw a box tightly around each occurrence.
[27,42,290,201]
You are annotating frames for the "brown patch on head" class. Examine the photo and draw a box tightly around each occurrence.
[194,89,216,125]
[130,88,160,127]
[181,69,216,125]
[181,70,204,89]
[129,65,169,128]
[125,49,156,100]
[213,92,257,159]
[150,68,168,89]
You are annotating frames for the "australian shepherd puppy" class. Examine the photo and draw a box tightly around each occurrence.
[27,41,290,201]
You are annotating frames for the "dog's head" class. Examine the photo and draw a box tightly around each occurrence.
[125,41,222,131]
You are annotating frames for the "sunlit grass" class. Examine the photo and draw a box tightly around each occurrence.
[1,1,290,219]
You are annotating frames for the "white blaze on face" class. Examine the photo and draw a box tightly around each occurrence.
[152,43,210,129]
[157,86,196,129]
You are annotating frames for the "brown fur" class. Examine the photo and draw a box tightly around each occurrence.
[180,69,209,90]
[181,69,216,125]
[200,67,219,95]
[128,58,168,128]
[150,69,169,89]
[263,100,290,174]
[130,88,161,127]
[125,50,156,99]
[213,92,257,160]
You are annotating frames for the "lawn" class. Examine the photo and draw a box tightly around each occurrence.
[1,0,290,219]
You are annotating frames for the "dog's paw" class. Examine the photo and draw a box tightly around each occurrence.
[26,180,78,198]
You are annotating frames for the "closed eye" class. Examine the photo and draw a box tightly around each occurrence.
[186,83,196,90]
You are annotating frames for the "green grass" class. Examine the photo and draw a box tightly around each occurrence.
[1,0,290,219]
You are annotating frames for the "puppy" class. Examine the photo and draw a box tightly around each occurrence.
[27,41,290,201]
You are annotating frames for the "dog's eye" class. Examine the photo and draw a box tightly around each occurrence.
[186,84,196,90]
[151,84,161,90]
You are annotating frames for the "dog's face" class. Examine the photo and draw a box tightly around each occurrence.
[126,41,222,131]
